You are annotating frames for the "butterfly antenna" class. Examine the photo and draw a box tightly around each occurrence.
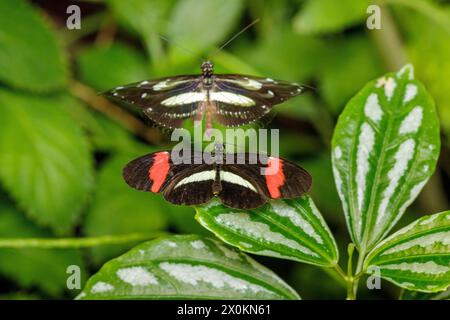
[211,18,260,56]
[158,34,205,62]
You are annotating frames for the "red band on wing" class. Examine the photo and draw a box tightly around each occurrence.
[148,152,170,192]
[265,157,285,198]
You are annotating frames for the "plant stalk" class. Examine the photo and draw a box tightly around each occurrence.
[0,232,167,249]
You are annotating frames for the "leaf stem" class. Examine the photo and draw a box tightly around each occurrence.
[0,232,167,249]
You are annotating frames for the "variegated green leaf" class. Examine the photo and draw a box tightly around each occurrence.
[332,65,440,252]
[78,235,299,300]
[195,197,338,267]
[364,211,450,293]
[400,287,450,300]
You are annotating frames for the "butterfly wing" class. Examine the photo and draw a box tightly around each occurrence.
[162,165,216,206]
[123,149,216,206]
[218,165,268,209]
[226,153,312,199]
[103,75,203,128]
[211,75,307,126]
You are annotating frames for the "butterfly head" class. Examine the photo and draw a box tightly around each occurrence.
[201,60,214,78]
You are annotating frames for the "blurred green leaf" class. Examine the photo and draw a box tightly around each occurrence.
[0,201,85,296]
[84,152,169,264]
[0,91,93,233]
[319,36,384,114]
[196,197,339,267]
[107,0,172,35]
[365,211,450,292]
[332,65,440,252]
[168,0,244,57]
[77,43,149,91]
[239,28,325,82]
[0,0,67,91]
[60,94,136,152]
[293,0,369,35]
[79,235,300,299]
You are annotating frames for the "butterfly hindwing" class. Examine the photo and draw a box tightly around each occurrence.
[162,165,216,206]
[218,166,268,209]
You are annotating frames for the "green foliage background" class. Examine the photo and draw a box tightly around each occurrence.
[0,0,449,299]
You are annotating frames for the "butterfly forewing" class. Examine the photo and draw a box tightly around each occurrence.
[104,76,202,128]
[211,75,306,126]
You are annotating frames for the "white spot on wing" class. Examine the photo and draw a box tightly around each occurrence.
[117,267,158,286]
[399,106,423,135]
[161,92,206,106]
[220,171,257,192]
[174,170,216,188]
[210,92,255,106]
[138,80,149,87]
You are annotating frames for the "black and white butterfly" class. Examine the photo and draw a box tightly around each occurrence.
[123,147,312,210]
[103,60,307,129]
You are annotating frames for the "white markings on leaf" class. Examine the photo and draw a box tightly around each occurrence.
[384,77,396,100]
[332,165,350,238]
[190,240,206,249]
[419,214,439,226]
[174,170,216,189]
[376,139,416,227]
[270,201,323,244]
[161,92,206,106]
[91,281,114,293]
[210,92,255,106]
[394,181,427,232]
[334,147,342,159]
[117,267,158,286]
[215,212,318,257]
[364,93,383,122]
[356,123,375,215]
[159,262,269,294]
[217,244,240,260]
[399,106,423,135]
[220,171,257,192]
[379,261,449,275]
[403,84,417,103]
[382,231,450,255]
[164,241,177,248]
[396,64,414,80]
